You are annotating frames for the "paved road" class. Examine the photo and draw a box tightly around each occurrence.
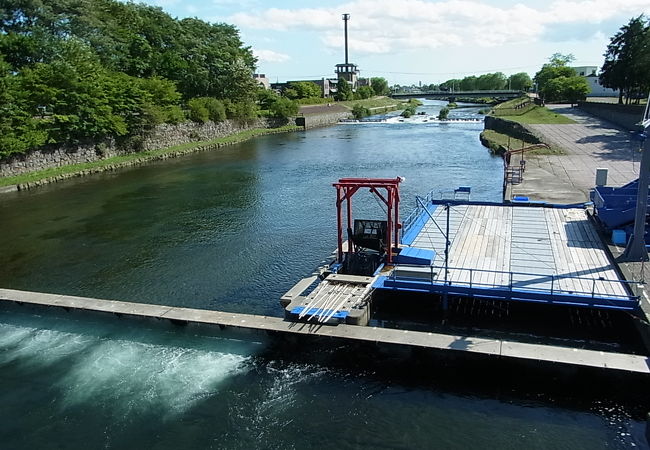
[526,105,640,197]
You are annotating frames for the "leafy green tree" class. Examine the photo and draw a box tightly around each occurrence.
[285,81,321,99]
[370,77,389,95]
[0,0,264,156]
[222,99,258,120]
[534,54,577,102]
[0,55,47,157]
[188,97,226,123]
[351,104,370,119]
[188,98,209,123]
[439,79,461,91]
[401,103,417,118]
[507,72,533,90]
[269,97,298,118]
[438,107,450,120]
[600,15,650,104]
[459,76,477,91]
[356,85,374,99]
[541,76,589,104]
[476,72,507,90]
[256,87,280,111]
[335,78,353,101]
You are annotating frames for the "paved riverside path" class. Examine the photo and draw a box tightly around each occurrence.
[509,105,640,203]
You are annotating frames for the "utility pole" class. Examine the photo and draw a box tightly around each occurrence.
[622,93,650,261]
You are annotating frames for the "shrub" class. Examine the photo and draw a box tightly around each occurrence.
[188,98,209,123]
[270,97,299,118]
[352,103,371,119]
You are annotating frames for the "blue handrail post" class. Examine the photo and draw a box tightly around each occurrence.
[550,275,554,296]
[591,278,596,298]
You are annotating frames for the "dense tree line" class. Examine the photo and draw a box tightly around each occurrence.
[439,72,532,91]
[0,0,259,157]
[599,15,650,104]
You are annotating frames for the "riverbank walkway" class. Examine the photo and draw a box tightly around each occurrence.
[507,105,639,203]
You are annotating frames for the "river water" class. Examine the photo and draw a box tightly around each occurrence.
[0,101,646,448]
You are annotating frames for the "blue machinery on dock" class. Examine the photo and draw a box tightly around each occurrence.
[592,178,650,244]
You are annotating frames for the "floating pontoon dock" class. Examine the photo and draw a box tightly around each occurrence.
[0,288,648,374]
[375,198,639,311]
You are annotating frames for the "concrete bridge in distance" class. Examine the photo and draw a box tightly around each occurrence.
[391,90,524,101]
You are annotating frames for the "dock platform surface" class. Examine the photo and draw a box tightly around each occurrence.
[1,288,647,374]
[382,204,637,310]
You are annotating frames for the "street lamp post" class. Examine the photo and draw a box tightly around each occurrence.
[622,93,650,261]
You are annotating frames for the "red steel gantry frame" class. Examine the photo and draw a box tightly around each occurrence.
[333,177,403,264]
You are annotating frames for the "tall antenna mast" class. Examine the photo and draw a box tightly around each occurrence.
[342,13,350,65]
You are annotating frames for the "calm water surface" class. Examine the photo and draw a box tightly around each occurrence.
[0,101,646,448]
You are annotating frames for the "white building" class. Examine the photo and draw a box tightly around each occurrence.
[571,66,619,97]
[253,73,270,89]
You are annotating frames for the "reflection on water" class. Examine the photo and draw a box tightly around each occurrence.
[0,101,502,316]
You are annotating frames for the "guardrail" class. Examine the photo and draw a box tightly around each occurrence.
[402,190,435,235]
[388,263,639,305]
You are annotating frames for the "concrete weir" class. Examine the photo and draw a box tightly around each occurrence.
[0,287,648,375]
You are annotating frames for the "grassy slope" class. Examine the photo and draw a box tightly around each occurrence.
[339,96,403,109]
[499,106,576,124]
[481,103,573,155]
[0,125,300,187]
[480,130,564,155]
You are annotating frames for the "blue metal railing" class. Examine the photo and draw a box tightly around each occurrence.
[402,190,435,236]
[385,263,639,307]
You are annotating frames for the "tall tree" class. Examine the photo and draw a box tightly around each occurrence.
[335,79,353,101]
[370,77,389,96]
[508,72,533,91]
[534,53,577,102]
[600,15,650,104]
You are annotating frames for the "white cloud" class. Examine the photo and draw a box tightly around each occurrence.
[230,0,650,54]
[253,49,291,63]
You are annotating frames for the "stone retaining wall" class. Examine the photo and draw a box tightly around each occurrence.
[0,118,288,177]
[296,111,351,129]
[577,102,645,131]
[483,116,543,144]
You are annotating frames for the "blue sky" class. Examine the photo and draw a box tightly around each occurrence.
[142,0,650,85]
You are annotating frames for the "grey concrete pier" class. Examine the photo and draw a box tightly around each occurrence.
[1,287,648,375]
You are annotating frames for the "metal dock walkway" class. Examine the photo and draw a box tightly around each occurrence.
[1,288,648,375]
[378,202,638,310]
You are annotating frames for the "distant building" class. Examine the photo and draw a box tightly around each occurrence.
[572,66,597,77]
[571,66,619,97]
[335,63,359,89]
[271,79,337,98]
[254,73,270,89]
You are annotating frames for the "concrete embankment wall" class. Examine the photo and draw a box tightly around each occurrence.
[577,102,645,131]
[483,116,542,145]
[296,111,351,129]
[0,118,288,177]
